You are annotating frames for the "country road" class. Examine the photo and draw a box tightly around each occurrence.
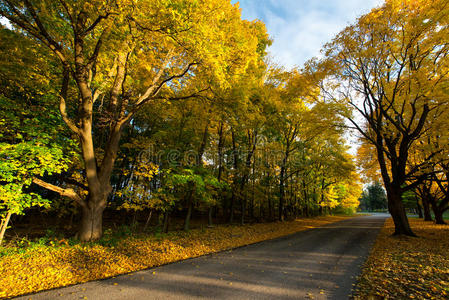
[17,214,388,300]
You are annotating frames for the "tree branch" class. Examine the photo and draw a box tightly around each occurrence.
[59,67,81,135]
[33,178,86,208]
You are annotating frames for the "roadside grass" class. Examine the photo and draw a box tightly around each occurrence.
[354,218,449,299]
[0,216,350,298]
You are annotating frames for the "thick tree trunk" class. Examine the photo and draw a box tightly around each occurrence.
[429,199,446,225]
[387,187,416,236]
[79,203,105,241]
[434,210,446,225]
[422,196,433,221]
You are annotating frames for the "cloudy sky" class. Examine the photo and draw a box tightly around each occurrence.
[234,0,384,69]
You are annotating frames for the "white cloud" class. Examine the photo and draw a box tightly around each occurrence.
[236,0,384,69]
[0,16,12,29]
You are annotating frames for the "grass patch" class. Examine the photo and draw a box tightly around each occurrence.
[0,216,350,298]
[354,218,449,299]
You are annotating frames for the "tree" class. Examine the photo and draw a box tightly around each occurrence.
[321,0,449,235]
[0,0,266,240]
[0,27,76,245]
[360,182,387,211]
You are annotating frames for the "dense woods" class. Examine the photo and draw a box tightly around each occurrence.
[0,0,448,246]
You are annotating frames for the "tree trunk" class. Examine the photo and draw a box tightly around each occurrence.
[0,211,12,246]
[421,195,433,221]
[184,190,194,231]
[229,128,238,224]
[144,210,153,230]
[279,167,285,222]
[208,207,214,227]
[229,192,235,224]
[416,198,423,219]
[429,199,446,225]
[79,204,105,241]
[241,196,246,225]
[268,190,273,221]
[279,146,289,222]
[421,190,433,221]
[197,120,209,166]
[387,187,416,236]
[434,209,446,225]
[162,212,170,233]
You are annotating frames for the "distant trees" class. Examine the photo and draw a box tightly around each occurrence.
[359,182,387,212]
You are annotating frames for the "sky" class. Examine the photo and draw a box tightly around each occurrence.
[234,0,384,69]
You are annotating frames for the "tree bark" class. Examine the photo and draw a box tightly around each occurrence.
[144,210,153,230]
[184,189,194,231]
[229,192,235,224]
[208,207,214,227]
[422,196,433,221]
[416,198,423,218]
[162,212,170,233]
[78,203,105,241]
[228,128,239,224]
[387,187,416,236]
[434,210,446,225]
[429,199,446,225]
[0,211,12,246]
[279,167,285,222]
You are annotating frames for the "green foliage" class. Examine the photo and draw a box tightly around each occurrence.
[359,182,388,211]
[166,168,228,208]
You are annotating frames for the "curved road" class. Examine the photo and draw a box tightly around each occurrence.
[17,214,388,300]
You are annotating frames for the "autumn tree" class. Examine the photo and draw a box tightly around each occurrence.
[321,0,449,235]
[0,26,77,244]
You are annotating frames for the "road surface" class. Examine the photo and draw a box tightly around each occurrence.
[17,214,388,300]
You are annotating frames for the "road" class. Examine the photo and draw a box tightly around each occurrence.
[17,214,388,300]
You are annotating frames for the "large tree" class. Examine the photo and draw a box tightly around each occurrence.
[321,0,449,235]
[0,0,267,240]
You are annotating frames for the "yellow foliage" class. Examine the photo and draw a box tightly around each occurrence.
[0,216,350,298]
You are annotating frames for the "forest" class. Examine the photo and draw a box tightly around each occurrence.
[0,0,448,246]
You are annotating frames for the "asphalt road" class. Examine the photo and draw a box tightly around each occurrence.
[17,214,388,300]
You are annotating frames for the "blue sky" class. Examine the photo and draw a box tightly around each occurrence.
[234,0,384,69]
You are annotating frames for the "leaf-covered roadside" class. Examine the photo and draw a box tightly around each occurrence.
[354,218,449,299]
[0,216,348,298]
